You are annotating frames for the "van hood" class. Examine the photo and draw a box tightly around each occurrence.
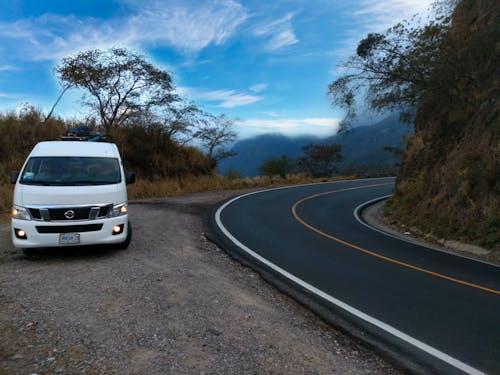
[17,184,125,207]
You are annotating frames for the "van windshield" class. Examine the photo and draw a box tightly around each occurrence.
[20,157,121,186]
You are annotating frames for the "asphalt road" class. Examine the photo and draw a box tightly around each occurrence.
[209,177,500,375]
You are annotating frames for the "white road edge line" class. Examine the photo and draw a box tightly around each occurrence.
[214,182,484,375]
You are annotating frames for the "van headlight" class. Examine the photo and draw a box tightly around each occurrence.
[12,206,31,221]
[107,203,128,218]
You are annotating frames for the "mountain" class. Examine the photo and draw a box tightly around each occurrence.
[219,134,320,177]
[219,114,413,177]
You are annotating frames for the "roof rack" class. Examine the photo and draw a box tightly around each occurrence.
[61,126,108,142]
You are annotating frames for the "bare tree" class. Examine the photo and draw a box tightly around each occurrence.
[44,82,73,123]
[194,113,237,168]
[56,48,178,131]
[328,13,453,130]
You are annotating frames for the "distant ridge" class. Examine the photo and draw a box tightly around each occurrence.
[219,114,413,177]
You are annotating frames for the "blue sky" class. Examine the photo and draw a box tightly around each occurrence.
[0,0,431,139]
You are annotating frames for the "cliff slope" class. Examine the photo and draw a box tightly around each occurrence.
[389,0,500,249]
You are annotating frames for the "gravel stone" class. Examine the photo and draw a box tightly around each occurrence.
[0,190,402,374]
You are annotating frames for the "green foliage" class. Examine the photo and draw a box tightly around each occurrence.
[298,143,343,178]
[260,155,295,178]
[330,0,499,250]
[386,0,500,249]
[259,144,343,179]
[328,11,452,130]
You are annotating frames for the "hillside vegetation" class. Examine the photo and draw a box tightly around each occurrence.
[0,108,345,222]
[328,0,498,250]
[0,108,205,219]
[388,0,500,249]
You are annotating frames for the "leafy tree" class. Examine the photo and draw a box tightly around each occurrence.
[260,155,295,178]
[299,144,343,177]
[56,48,178,131]
[327,12,453,130]
[194,113,237,168]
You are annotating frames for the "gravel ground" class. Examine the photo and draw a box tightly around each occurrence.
[0,189,402,375]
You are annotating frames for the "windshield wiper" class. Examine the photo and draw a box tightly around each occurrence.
[21,180,63,186]
[70,181,118,185]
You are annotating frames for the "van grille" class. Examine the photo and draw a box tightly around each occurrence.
[49,207,91,220]
[28,205,111,221]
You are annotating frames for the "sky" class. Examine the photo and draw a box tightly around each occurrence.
[0,0,432,139]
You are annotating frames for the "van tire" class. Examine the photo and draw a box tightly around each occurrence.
[115,221,132,250]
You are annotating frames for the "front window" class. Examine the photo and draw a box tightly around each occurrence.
[20,157,121,186]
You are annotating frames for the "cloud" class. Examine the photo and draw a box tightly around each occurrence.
[0,91,22,99]
[252,12,299,51]
[354,0,432,28]
[249,83,268,93]
[126,0,248,52]
[330,0,433,71]
[190,89,262,108]
[0,0,248,61]
[235,117,340,138]
[0,65,20,71]
[0,14,111,61]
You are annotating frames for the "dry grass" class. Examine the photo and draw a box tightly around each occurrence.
[127,174,337,200]
[0,174,354,224]
[0,184,13,224]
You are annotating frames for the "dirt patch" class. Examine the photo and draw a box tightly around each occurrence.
[0,190,401,374]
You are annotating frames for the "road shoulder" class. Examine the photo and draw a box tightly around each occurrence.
[361,199,499,266]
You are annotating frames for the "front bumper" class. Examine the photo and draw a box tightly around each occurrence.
[11,216,129,249]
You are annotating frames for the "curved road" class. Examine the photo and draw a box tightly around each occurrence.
[209,178,500,375]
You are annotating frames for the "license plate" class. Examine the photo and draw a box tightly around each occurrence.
[59,233,80,244]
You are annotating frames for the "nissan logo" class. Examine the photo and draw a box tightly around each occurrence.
[64,210,75,220]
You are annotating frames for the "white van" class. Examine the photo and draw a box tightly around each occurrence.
[10,141,135,252]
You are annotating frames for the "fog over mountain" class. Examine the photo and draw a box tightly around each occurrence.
[219,114,413,177]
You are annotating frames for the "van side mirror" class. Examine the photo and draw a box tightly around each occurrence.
[10,171,19,184]
[126,171,136,185]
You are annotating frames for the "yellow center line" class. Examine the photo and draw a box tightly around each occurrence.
[291,183,500,296]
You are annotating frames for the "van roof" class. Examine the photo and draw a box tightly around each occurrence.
[30,141,120,158]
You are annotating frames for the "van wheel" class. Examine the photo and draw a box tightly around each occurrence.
[115,221,132,250]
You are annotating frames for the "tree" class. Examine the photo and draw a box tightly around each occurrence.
[56,48,178,131]
[298,143,343,178]
[130,100,202,145]
[327,13,453,130]
[260,155,295,178]
[153,101,203,145]
[194,113,237,168]
[44,82,73,123]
